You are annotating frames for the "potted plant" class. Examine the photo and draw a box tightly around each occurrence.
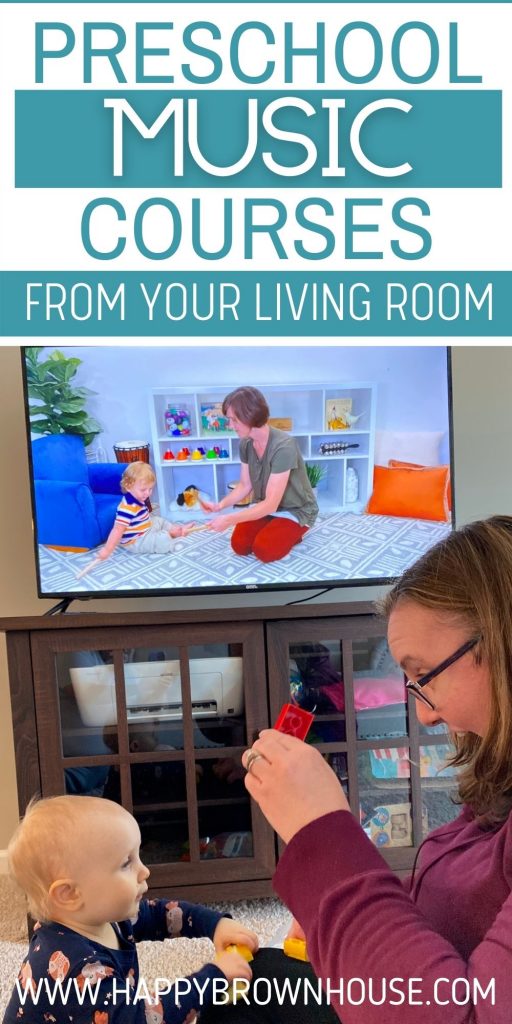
[306,462,327,494]
[25,347,101,448]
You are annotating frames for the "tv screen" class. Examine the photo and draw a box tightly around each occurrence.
[23,344,453,600]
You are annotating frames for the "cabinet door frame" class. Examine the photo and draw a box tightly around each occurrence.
[267,615,450,873]
[29,620,275,888]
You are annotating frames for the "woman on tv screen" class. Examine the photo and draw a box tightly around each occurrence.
[201,386,319,563]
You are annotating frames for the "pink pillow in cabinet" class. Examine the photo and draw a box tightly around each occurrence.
[353,673,406,710]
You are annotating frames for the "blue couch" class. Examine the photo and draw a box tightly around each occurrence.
[32,434,126,550]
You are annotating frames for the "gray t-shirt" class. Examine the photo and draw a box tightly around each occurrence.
[240,427,319,528]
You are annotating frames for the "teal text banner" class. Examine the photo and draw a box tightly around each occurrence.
[0,271,507,335]
[15,90,501,188]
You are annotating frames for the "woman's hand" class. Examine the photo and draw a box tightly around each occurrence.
[242,730,350,844]
[199,498,222,513]
[207,514,237,532]
[286,918,306,942]
[213,917,259,955]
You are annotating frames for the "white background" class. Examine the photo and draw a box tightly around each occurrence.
[0,2,510,272]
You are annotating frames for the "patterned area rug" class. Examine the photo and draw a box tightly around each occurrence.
[38,513,451,594]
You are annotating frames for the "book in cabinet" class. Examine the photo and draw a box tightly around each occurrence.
[148,382,376,520]
[1,603,460,900]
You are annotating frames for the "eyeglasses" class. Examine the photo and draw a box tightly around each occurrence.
[405,636,480,711]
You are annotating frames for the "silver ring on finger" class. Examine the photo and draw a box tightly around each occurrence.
[245,750,264,774]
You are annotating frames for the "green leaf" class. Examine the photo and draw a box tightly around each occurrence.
[29,404,54,416]
[24,347,100,445]
[46,362,70,384]
[25,347,40,363]
[73,386,97,398]
[59,399,86,413]
[84,417,102,433]
[81,431,100,447]
[63,360,81,382]
[29,422,51,435]
[58,411,88,426]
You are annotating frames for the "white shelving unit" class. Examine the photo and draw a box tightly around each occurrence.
[148,383,377,521]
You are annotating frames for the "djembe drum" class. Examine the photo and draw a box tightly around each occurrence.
[113,441,150,464]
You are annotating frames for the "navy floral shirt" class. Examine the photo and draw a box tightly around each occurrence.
[3,899,227,1024]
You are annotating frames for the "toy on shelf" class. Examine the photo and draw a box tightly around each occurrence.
[165,406,191,437]
[163,450,175,461]
[284,938,309,962]
[206,449,218,459]
[176,484,206,508]
[191,450,204,461]
[319,442,360,456]
[219,449,229,459]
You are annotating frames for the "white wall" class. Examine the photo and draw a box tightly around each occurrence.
[33,344,450,462]
[0,344,510,849]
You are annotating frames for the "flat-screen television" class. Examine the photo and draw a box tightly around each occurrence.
[23,344,454,601]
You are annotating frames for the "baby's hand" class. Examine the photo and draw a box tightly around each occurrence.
[213,950,253,984]
[213,917,259,955]
[169,524,190,538]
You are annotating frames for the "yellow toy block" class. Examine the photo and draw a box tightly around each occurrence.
[284,937,309,962]
[225,943,254,962]
[220,945,254,1006]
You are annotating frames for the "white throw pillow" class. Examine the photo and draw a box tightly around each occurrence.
[374,430,444,467]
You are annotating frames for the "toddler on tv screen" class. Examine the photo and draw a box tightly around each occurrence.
[24,344,453,599]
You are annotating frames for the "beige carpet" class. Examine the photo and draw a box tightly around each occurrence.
[0,874,289,1016]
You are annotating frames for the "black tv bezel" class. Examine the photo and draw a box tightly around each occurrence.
[22,345,455,603]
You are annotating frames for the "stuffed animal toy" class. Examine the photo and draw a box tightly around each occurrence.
[176,484,209,508]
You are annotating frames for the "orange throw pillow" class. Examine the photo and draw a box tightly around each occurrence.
[366,465,450,522]
[388,459,452,512]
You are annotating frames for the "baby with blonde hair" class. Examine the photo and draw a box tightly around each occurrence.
[100,461,193,559]
[4,796,256,1024]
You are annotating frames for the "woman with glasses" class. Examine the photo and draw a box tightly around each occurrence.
[205,516,511,1024]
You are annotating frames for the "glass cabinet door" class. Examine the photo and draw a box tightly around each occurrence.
[30,621,274,888]
[267,616,459,871]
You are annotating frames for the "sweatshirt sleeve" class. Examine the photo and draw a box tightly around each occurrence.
[273,810,508,1024]
[132,898,226,942]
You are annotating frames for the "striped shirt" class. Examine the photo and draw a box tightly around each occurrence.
[115,492,152,545]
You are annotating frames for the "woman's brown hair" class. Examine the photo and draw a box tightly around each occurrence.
[222,387,269,428]
[379,516,512,824]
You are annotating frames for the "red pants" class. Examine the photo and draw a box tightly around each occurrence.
[231,516,308,563]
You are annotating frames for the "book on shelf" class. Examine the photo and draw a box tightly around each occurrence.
[326,398,353,431]
[200,401,234,434]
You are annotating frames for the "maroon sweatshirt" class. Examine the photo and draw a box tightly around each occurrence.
[274,808,512,1023]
